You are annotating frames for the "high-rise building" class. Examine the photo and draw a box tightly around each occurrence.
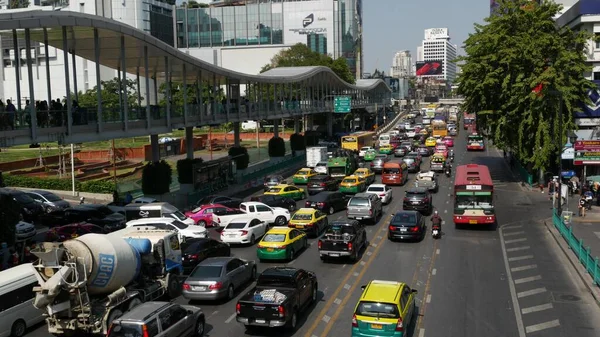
[390,50,412,78]
[416,46,424,62]
[416,28,457,83]
[175,0,363,79]
[0,0,174,105]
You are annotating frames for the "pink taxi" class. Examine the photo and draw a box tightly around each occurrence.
[434,144,449,158]
[184,203,232,227]
[442,136,454,147]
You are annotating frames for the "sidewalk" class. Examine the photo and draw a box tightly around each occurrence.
[562,198,600,282]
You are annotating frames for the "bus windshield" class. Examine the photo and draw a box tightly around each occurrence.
[433,124,446,130]
[455,194,494,209]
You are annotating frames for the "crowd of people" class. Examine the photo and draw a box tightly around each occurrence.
[0,242,38,271]
[0,98,85,130]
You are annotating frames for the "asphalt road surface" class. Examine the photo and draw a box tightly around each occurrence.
[24,120,600,337]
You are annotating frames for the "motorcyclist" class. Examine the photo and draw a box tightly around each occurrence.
[431,210,442,234]
[444,160,452,176]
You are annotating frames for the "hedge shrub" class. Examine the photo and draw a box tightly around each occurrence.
[289,133,306,151]
[142,160,172,195]
[305,130,320,146]
[176,158,204,184]
[2,174,116,193]
[268,137,286,157]
[0,194,19,246]
[228,146,250,170]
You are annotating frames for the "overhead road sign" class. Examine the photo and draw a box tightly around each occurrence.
[334,96,352,113]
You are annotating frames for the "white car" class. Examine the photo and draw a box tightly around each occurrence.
[15,221,36,242]
[125,217,208,240]
[365,184,393,204]
[315,161,328,174]
[359,146,374,157]
[404,122,411,129]
[422,118,431,125]
[405,129,416,138]
[220,218,268,245]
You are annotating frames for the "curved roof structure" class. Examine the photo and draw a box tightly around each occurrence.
[0,10,390,92]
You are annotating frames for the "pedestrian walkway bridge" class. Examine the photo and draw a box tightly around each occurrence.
[0,11,389,147]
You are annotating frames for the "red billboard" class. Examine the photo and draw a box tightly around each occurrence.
[416,61,443,76]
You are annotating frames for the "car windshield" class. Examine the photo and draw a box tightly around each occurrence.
[170,220,189,229]
[42,193,62,202]
[392,213,417,225]
[316,162,327,167]
[191,265,222,278]
[383,167,400,174]
[355,301,400,318]
[455,194,494,210]
[267,188,282,193]
[292,213,313,221]
[298,170,311,175]
[406,192,426,198]
[107,323,143,337]
[265,177,280,183]
[325,224,356,235]
[348,198,369,206]
[343,179,357,184]
[227,222,247,229]
[95,206,114,216]
[263,234,286,242]
[368,186,385,192]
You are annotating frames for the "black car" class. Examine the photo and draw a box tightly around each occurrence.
[78,204,127,232]
[0,188,44,222]
[195,195,242,209]
[249,194,297,212]
[264,175,286,191]
[388,211,426,241]
[307,175,339,195]
[402,187,433,214]
[38,205,126,231]
[181,238,231,273]
[305,191,348,215]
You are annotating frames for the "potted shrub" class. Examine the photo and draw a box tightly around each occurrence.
[142,160,172,197]
[176,158,203,193]
[268,137,286,162]
[228,146,250,171]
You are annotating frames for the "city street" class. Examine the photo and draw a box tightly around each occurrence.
[23,123,600,337]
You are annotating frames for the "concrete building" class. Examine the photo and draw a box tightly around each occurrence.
[416,45,423,62]
[175,0,363,79]
[390,50,412,78]
[0,0,174,107]
[417,28,457,83]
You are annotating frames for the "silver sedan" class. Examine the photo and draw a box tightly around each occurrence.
[182,257,257,301]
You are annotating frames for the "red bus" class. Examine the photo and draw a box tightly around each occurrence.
[453,164,496,226]
[463,112,475,130]
[466,133,485,151]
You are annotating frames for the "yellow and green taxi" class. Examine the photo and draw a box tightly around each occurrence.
[288,208,328,237]
[354,168,375,185]
[339,175,366,194]
[293,168,317,184]
[352,280,418,337]
[425,137,437,147]
[256,227,308,261]
[379,145,394,155]
[364,149,377,161]
[264,184,305,200]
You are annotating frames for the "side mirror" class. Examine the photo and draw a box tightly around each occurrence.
[361,285,366,291]
[411,289,418,294]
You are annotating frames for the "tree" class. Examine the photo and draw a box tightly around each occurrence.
[9,0,29,8]
[182,0,208,8]
[157,81,225,107]
[75,77,142,109]
[456,0,593,170]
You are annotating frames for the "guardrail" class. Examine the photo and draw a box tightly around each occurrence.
[552,211,600,286]
[376,110,408,136]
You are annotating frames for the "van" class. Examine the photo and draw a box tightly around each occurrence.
[381,162,409,186]
[378,134,391,146]
[125,202,195,226]
[0,264,45,337]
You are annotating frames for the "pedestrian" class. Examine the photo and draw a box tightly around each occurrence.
[124,191,133,204]
[579,194,587,217]
[112,190,119,203]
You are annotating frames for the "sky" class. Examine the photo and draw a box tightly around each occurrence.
[362,0,491,73]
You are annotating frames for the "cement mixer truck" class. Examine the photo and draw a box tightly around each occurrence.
[29,228,184,336]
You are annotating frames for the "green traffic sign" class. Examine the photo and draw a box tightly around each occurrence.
[334,96,352,113]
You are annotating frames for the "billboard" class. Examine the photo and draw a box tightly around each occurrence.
[416,61,443,76]
[283,0,334,55]
[424,28,449,40]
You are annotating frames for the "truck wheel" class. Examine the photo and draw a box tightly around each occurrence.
[11,319,26,337]
[194,318,205,336]
[106,309,123,328]
[167,273,181,299]
[286,310,298,330]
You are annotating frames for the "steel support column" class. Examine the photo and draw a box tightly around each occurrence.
[165,56,171,127]
[136,68,141,113]
[150,134,160,162]
[43,29,52,108]
[233,121,240,147]
[12,30,22,113]
[71,50,78,101]
[185,126,194,159]
[94,28,103,132]
[144,46,151,128]
[121,35,128,131]
[24,29,37,139]
[62,27,72,135]
[182,64,189,125]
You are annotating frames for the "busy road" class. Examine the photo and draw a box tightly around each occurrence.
[23,118,600,337]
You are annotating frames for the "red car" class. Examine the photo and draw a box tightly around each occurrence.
[45,223,105,242]
[184,203,233,227]
[442,136,454,147]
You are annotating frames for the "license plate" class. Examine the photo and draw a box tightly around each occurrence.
[330,253,339,257]
[311,203,316,207]
[412,201,419,204]
[193,286,207,291]
[255,319,266,324]
[469,220,477,224]
[266,248,274,252]
[296,224,304,228]
[400,228,407,232]
[371,324,383,329]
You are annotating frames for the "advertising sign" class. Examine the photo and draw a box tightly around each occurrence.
[416,61,443,76]
[424,28,449,40]
[562,147,575,160]
[283,0,333,54]
[574,151,600,165]
[574,140,600,151]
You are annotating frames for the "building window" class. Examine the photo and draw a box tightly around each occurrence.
[594,72,600,81]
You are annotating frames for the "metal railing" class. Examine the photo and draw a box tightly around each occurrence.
[552,211,600,286]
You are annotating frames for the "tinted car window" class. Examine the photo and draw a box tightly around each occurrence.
[406,192,427,198]
[12,192,35,204]
[191,265,222,278]
[392,213,418,226]
[42,193,62,202]
[108,323,144,337]
[355,301,400,318]
[348,198,369,207]
[325,224,356,235]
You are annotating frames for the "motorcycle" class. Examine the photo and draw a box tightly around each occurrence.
[569,181,580,196]
[432,224,441,239]
[445,166,451,177]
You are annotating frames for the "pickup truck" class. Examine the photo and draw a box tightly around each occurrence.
[318,220,367,262]
[414,171,439,193]
[236,267,318,330]
[346,193,383,224]
[212,201,291,228]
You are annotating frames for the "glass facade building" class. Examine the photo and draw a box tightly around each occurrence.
[149,4,175,46]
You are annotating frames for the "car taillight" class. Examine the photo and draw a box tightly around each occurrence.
[411,226,419,232]
[317,202,324,207]
[369,209,373,215]
[209,282,223,290]
[257,244,264,248]
[277,305,285,317]
[348,242,353,251]
[404,197,410,201]
[389,225,395,231]
[318,240,322,249]
[395,317,404,331]
[305,201,311,207]
[370,163,374,166]
[352,314,358,327]
[320,183,326,187]
[240,230,248,236]
[306,222,314,227]
[379,194,386,197]
[142,324,150,337]
[189,254,198,259]
[423,198,429,203]
[236,303,241,314]
[182,283,191,290]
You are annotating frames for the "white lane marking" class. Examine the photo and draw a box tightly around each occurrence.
[521,303,553,314]
[344,283,351,290]
[360,261,366,266]
[503,231,525,237]
[514,275,542,284]
[594,232,600,239]
[418,328,426,337]
[377,236,383,239]
[436,248,440,255]
[322,315,331,323]
[225,313,237,323]
[447,194,451,197]
[517,287,547,298]
[353,272,359,276]
[444,209,448,213]
[334,298,342,305]
[510,264,537,272]
[508,255,534,262]
[426,294,432,303]
[366,251,373,256]
[525,320,560,333]
[371,243,378,247]
[506,246,530,252]
[505,238,528,244]
[432,268,437,275]
[499,226,527,337]
[504,224,523,229]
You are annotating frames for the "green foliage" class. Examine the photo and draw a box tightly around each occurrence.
[228,146,250,170]
[142,160,172,195]
[0,194,19,246]
[457,0,594,170]
[2,174,116,193]
[268,137,286,158]
[158,81,225,107]
[289,133,306,151]
[9,0,29,9]
[182,0,207,8]
[176,158,204,184]
[305,131,321,147]
[75,77,142,109]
